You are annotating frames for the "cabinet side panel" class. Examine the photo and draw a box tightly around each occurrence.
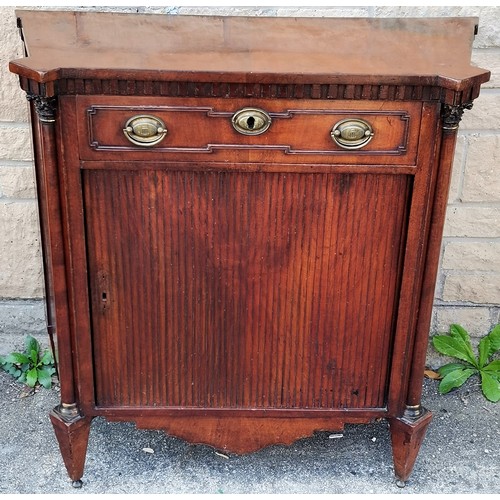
[83,169,411,410]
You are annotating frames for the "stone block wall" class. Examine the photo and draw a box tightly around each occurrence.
[0,6,499,363]
[0,6,45,351]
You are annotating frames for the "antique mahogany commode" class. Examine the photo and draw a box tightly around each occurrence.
[10,11,489,486]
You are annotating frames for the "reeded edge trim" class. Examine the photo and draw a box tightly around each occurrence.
[17,76,486,106]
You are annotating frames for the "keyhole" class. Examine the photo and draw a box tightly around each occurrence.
[102,292,107,302]
[232,108,271,135]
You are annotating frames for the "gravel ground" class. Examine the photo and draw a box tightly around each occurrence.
[0,372,498,494]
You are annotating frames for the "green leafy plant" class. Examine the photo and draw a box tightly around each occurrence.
[0,335,56,389]
[432,324,500,402]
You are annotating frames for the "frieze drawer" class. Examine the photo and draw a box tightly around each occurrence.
[77,96,422,165]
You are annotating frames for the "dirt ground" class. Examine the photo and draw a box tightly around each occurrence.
[0,372,498,494]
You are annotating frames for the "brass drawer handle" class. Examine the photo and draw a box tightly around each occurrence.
[232,108,272,135]
[123,115,167,146]
[331,118,374,150]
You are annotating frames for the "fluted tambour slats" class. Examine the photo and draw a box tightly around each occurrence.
[84,169,411,409]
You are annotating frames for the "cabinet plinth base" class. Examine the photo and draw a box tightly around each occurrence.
[50,406,92,484]
[389,408,432,483]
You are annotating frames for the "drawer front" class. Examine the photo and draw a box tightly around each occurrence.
[77,96,422,165]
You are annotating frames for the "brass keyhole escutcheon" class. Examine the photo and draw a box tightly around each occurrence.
[331,118,374,150]
[231,108,272,135]
[123,115,167,147]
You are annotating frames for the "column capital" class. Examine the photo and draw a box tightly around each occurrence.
[26,92,57,123]
[442,102,473,130]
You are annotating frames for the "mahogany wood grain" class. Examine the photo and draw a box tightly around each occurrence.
[406,126,460,408]
[390,410,433,483]
[84,169,411,411]
[11,12,489,95]
[77,96,421,165]
[50,410,91,483]
[55,97,96,410]
[385,102,441,416]
[109,416,368,454]
[29,108,77,407]
[9,10,490,486]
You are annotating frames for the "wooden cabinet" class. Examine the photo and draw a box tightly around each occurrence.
[9,11,489,487]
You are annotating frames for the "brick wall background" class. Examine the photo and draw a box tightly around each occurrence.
[0,6,499,364]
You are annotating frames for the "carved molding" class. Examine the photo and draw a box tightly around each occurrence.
[20,75,481,106]
[442,102,473,130]
[56,79,446,102]
[26,92,57,122]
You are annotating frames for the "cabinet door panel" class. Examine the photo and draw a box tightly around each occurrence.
[83,168,411,409]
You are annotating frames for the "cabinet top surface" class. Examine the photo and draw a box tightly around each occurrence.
[10,10,489,91]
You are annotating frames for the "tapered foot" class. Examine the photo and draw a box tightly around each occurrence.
[50,405,92,484]
[389,406,432,483]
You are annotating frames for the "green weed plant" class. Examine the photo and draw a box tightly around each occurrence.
[433,324,500,402]
[0,335,56,389]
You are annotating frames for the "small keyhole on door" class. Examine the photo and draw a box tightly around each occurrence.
[102,292,107,302]
[246,116,255,129]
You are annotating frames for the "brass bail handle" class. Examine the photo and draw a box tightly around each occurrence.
[123,115,167,146]
[331,118,374,150]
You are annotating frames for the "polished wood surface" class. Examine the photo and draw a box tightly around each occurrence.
[9,10,490,486]
[78,96,421,165]
[84,169,410,410]
[11,11,489,92]
[50,410,91,484]
[390,410,433,483]
[112,415,368,454]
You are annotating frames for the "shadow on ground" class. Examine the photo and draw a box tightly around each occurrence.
[0,373,498,494]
